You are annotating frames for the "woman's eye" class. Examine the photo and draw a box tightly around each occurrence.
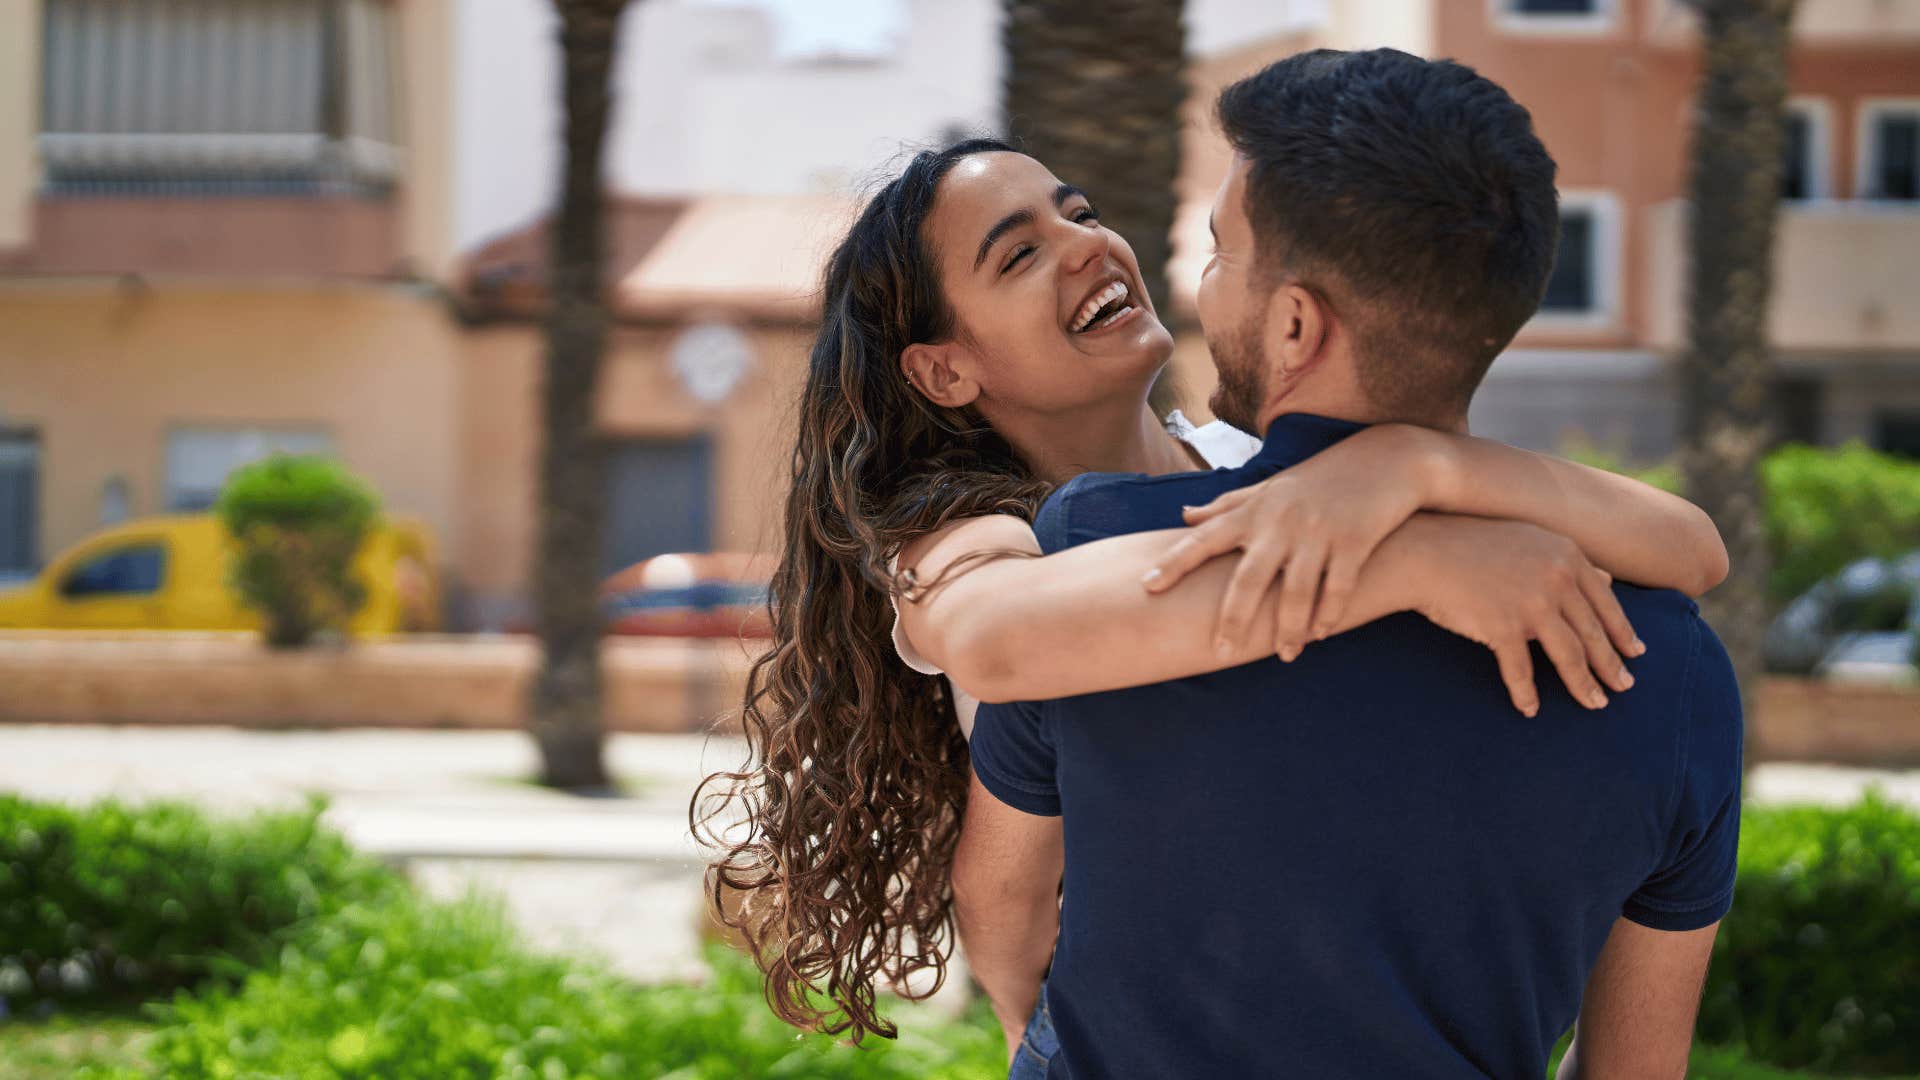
[1073,207,1099,225]
[1001,245,1033,274]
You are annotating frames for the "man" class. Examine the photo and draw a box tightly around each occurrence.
[954,50,1742,1078]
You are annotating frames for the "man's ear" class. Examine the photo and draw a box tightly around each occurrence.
[902,341,981,409]
[1265,282,1331,384]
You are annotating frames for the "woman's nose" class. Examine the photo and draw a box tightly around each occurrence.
[1059,218,1109,276]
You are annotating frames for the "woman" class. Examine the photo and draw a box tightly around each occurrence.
[690,139,1726,1047]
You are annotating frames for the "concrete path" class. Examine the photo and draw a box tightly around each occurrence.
[3,724,1917,992]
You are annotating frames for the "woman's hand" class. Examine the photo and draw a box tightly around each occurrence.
[1142,424,1442,659]
[1399,516,1645,717]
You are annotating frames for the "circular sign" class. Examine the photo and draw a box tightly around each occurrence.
[670,322,755,404]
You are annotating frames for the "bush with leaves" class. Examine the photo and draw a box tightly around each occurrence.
[0,795,400,1014]
[1564,439,1920,608]
[1761,444,1920,606]
[214,454,381,648]
[1696,792,1920,1074]
[84,896,1002,1080]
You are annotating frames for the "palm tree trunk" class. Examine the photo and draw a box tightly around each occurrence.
[530,0,628,789]
[1678,0,1796,735]
[1003,0,1186,409]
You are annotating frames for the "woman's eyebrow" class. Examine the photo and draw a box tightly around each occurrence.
[974,208,1035,271]
[972,185,1091,272]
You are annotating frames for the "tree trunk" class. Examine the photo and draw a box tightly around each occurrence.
[1678,0,1796,738]
[1003,0,1186,410]
[530,0,628,790]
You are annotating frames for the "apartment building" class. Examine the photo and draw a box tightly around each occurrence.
[1168,0,1920,463]
[0,0,462,589]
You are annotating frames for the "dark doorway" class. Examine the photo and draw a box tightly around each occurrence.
[0,430,40,580]
[602,436,714,575]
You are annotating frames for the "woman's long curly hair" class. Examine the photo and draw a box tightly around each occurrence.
[690,139,1051,1043]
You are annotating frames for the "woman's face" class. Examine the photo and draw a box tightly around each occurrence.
[918,152,1174,414]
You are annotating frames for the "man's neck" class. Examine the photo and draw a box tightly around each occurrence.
[998,401,1199,485]
[1257,399,1469,437]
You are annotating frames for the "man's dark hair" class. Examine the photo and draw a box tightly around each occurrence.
[1215,48,1559,420]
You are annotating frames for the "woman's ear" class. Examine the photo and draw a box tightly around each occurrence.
[1268,282,1331,383]
[901,342,981,409]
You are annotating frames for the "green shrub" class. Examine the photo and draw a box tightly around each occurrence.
[1697,792,1920,1074]
[1562,439,1920,608]
[100,893,1002,1080]
[0,795,400,1012]
[214,454,380,648]
[1762,443,1920,605]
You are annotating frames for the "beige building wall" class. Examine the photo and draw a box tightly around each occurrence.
[0,0,40,252]
[398,0,458,282]
[0,284,462,567]
[457,321,808,617]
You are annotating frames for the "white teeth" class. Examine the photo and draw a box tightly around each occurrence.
[1071,280,1130,332]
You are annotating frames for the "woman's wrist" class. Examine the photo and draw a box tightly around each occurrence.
[1401,425,1463,511]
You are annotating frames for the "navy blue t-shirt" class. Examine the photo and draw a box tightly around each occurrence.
[970,413,1743,1079]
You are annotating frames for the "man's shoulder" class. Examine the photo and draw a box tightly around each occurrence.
[1035,467,1252,552]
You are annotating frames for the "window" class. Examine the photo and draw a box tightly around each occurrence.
[1534,192,1620,327]
[1857,100,1920,201]
[164,426,335,512]
[38,0,401,196]
[60,545,166,599]
[1876,411,1920,460]
[0,431,39,578]
[1780,100,1831,201]
[1492,0,1616,34]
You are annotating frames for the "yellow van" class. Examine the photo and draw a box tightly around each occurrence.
[0,514,439,634]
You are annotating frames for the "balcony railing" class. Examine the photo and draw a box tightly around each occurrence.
[38,0,403,197]
[1644,199,1920,352]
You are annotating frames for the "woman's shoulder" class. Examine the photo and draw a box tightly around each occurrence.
[1164,409,1261,469]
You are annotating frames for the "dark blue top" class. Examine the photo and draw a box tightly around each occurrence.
[970,413,1743,1080]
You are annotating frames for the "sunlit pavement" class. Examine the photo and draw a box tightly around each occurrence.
[2,724,1916,991]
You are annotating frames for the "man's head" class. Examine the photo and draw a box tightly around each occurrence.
[1198,49,1560,434]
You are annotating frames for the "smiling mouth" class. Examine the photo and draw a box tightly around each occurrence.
[1070,279,1137,334]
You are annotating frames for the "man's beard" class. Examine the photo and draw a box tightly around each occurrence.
[1205,308,1268,435]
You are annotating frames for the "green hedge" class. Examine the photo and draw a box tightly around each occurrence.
[10,794,1918,1077]
[0,795,400,1011]
[1697,792,1920,1074]
[1563,439,1920,608]
[87,896,1001,1080]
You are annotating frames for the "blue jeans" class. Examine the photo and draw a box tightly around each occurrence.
[1007,979,1059,1080]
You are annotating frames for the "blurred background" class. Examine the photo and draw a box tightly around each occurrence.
[0,1,1917,1077]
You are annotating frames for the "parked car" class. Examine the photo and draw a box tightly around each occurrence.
[0,514,440,634]
[599,552,773,639]
[1763,550,1920,680]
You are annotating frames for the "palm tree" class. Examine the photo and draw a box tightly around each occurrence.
[1677,0,1797,726]
[1003,0,1186,405]
[529,0,630,789]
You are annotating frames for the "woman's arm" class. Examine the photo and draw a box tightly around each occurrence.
[1144,424,1727,658]
[897,512,1637,715]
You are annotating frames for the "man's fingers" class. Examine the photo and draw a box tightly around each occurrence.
[1179,487,1252,525]
[1536,617,1608,710]
[1581,566,1644,659]
[1274,544,1327,658]
[1565,591,1633,694]
[1143,521,1237,593]
[1215,544,1288,656]
[1491,633,1539,717]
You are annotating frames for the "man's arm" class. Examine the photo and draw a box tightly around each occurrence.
[1556,917,1720,1080]
[951,768,1064,1063]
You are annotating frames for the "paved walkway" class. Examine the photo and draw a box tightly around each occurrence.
[3,724,1918,992]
